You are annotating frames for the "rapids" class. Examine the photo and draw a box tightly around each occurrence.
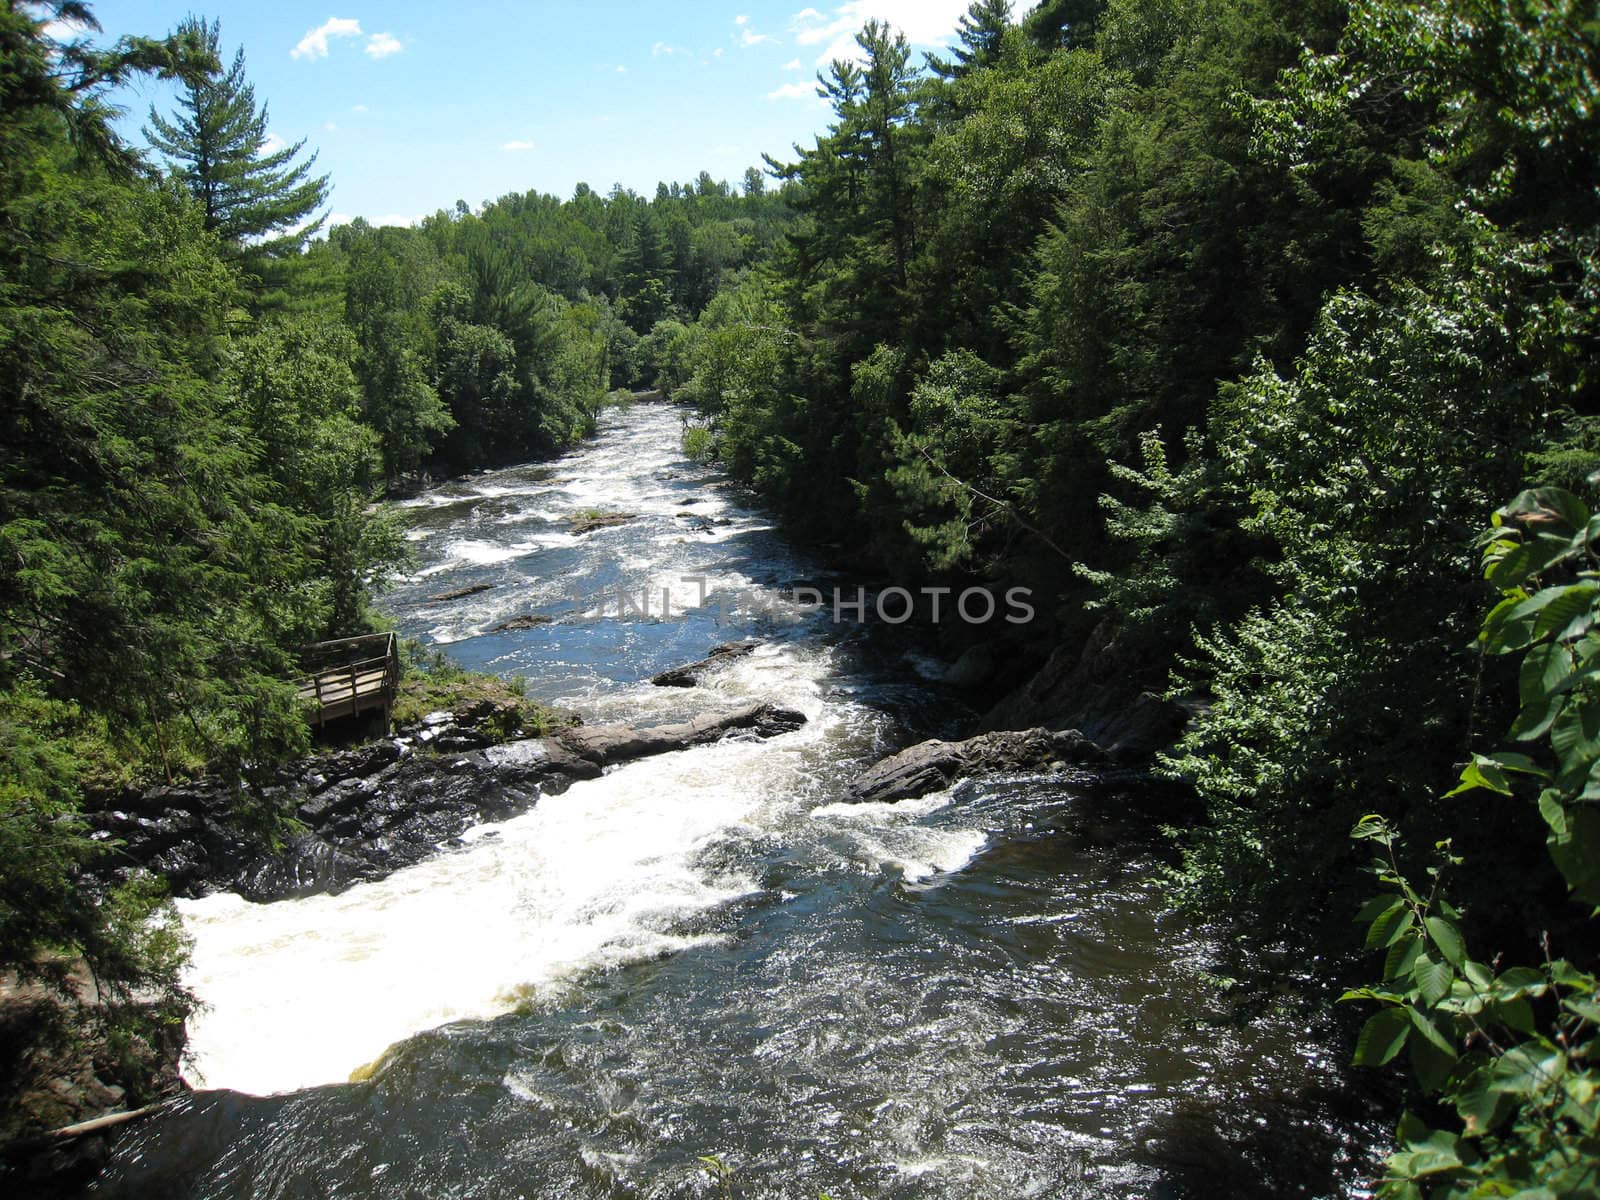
[89,403,1384,1198]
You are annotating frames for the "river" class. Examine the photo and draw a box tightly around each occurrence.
[88,403,1384,1198]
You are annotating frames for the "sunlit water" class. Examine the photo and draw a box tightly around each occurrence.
[90,403,1385,1198]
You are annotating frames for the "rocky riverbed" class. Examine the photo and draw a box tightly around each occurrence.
[84,695,808,905]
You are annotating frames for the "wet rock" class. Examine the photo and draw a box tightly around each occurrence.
[651,641,758,688]
[428,583,493,602]
[92,695,805,904]
[981,619,1191,763]
[490,614,554,632]
[846,727,1107,804]
[942,645,996,689]
[432,729,492,753]
[569,511,635,535]
[555,702,807,766]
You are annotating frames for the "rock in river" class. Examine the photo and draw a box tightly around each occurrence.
[846,727,1107,805]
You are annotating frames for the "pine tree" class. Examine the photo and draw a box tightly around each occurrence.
[928,0,1013,78]
[1024,0,1107,50]
[145,17,328,247]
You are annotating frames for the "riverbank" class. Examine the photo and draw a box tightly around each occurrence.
[60,403,1392,1199]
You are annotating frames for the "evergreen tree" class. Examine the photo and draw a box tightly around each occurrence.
[927,0,1013,78]
[1024,0,1108,50]
[145,16,328,248]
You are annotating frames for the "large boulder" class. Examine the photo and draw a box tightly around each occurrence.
[846,727,1107,805]
[556,702,806,765]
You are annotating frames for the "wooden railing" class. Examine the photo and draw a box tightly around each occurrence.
[296,632,400,729]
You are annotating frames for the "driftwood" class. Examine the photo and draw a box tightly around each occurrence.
[1,1102,166,1156]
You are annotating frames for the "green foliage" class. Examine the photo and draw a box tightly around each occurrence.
[0,682,190,1011]
[1154,0,1599,937]
[391,654,570,741]
[1347,487,1600,1199]
[145,17,329,250]
[681,423,715,462]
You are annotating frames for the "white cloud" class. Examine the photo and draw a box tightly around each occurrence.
[328,213,354,227]
[365,32,403,58]
[323,121,339,132]
[260,132,287,155]
[783,57,803,70]
[713,47,725,58]
[373,214,419,228]
[502,139,537,152]
[741,28,777,46]
[767,79,820,101]
[615,64,628,73]
[652,41,686,56]
[42,15,94,42]
[291,17,362,61]
[352,104,369,113]
[789,1,969,64]
[735,13,749,24]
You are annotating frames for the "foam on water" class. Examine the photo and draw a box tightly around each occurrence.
[177,636,890,1095]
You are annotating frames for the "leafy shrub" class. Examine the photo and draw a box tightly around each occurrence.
[1347,487,1600,1199]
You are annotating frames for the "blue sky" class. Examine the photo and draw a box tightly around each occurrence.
[73,2,986,226]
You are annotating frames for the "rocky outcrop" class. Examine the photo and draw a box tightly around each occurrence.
[490,614,553,632]
[87,701,808,904]
[556,703,806,765]
[650,641,757,687]
[981,620,1190,763]
[845,727,1107,805]
[429,583,493,602]
[569,511,635,535]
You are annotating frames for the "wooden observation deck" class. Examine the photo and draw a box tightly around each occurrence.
[297,633,400,730]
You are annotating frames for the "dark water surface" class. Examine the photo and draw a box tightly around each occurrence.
[87,404,1384,1199]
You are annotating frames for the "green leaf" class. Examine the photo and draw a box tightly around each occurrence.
[1492,997,1536,1036]
[1385,933,1425,982]
[1534,582,1600,642]
[1562,997,1600,1024]
[1487,532,1578,589]
[1366,899,1412,950]
[1389,1128,1466,1178]
[1454,1080,1510,1137]
[1499,488,1589,537]
[1491,967,1549,1000]
[1354,1007,1411,1067]
[1551,700,1600,776]
[1482,751,1550,779]
[1406,1005,1458,1057]
[1356,894,1399,925]
[1411,952,1453,1004]
[1521,642,1573,705]
[1480,594,1540,655]
[1425,916,1467,968]
[1408,1024,1456,1092]
[1549,804,1600,905]
[1447,756,1512,797]
[1540,789,1570,836]
[1510,693,1566,741]
[1490,1044,1566,1098]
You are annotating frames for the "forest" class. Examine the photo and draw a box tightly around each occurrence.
[2,0,1597,1193]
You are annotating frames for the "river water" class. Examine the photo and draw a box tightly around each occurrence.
[89,404,1383,1198]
